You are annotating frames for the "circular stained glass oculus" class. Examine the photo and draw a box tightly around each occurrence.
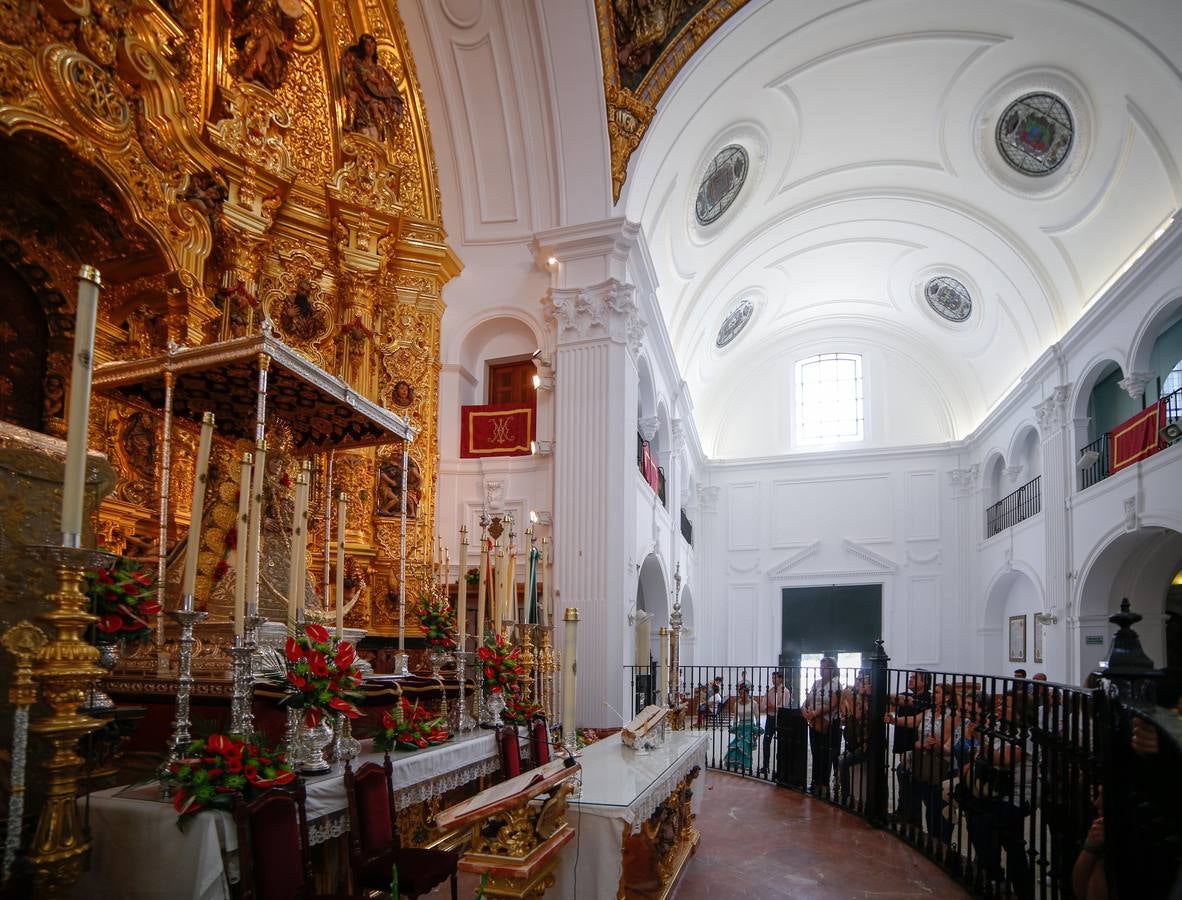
[695,145,749,226]
[996,92,1074,176]
[715,298,754,349]
[924,276,972,323]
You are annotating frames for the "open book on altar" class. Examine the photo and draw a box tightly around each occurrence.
[435,757,579,832]
[622,704,667,747]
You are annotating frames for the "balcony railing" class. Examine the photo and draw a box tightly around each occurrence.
[624,607,1182,899]
[680,508,693,545]
[1079,434,1111,489]
[985,474,1041,538]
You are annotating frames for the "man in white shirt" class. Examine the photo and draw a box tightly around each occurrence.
[801,657,841,799]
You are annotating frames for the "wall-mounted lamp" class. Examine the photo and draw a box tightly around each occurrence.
[1034,610,1058,626]
[529,510,552,526]
[1076,449,1100,470]
[530,439,554,456]
[546,256,557,267]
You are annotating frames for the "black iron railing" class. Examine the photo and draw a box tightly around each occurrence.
[657,467,666,506]
[1079,434,1110,489]
[985,475,1042,538]
[625,612,1181,898]
[680,508,693,545]
[1165,385,1182,431]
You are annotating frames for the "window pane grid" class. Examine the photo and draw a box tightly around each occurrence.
[796,353,864,444]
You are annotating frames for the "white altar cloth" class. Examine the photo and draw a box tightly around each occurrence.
[74,730,497,900]
[551,731,708,900]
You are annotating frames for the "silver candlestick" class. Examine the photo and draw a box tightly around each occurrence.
[159,602,209,794]
[334,711,361,767]
[228,637,254,735]
[283,707,304,768]
[455,649,476,732]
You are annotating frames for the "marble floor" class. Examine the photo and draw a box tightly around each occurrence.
[427,769,968,899]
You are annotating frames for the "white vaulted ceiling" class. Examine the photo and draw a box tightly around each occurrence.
[404,0,1182,458]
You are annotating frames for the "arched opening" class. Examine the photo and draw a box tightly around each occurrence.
[636,553,669,658]
[983,568,1042,677]
[1145,310,1182,414]
[455,314,540,407]
[1077,527,1182,676]
[982,450,1006,508]
[678,582,694,667]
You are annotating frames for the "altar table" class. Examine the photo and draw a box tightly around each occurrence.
[74,731,498,900]
[551,731,708,900]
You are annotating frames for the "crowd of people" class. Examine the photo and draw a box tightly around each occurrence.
[681,661,1119,899]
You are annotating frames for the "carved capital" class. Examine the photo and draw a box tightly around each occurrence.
[638,416,658,443]
[1118,372,1155,401]
[1003,464,1024,485]
[1034,396,1057,431]
[948,464,980,497]
[207,84,297,184]
[671,418,686,455]
[543,279,645,354]
[695,485,720,514]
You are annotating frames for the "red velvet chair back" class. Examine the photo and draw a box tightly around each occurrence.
[530,717,551,767]
[498,724,521,778]
[233,783,313,900]
[346,758,398,858]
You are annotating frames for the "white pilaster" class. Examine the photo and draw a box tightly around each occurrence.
[1039,384,1073,681]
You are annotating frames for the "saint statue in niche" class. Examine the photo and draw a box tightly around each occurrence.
[340,34,405,143]
[277,277,325,342]
[376,456,421,519]
[223,0,303,92]
[612,0,695,73]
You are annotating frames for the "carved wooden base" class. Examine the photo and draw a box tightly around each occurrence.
[619,766,701,899]
[459,824,574,899]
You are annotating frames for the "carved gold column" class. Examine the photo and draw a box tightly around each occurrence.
[28,547,113,897]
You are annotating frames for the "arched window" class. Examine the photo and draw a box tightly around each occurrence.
[1163,359,1182,397]
[795,353,864,444]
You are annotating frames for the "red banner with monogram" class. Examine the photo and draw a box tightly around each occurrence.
[1109,400,1166,473]
[460,403,535,458]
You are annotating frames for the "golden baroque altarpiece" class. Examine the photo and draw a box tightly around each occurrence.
[0,0,460,635]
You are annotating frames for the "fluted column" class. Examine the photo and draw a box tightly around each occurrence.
[543,278,644,726]
[949,465,983,668]
[1037,385,1073,680]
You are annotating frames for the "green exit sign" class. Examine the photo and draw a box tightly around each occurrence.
[1086,635,1104,645]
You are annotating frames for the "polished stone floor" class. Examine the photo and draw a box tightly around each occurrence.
[427,769,968,898]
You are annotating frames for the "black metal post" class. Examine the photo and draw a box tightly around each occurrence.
[866,638,890,827]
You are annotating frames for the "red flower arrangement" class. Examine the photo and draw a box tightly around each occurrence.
[373,698,450,752]
[169,732,296,828]
[273,623,363,727]
[415,590,456,651]
[84,555,159,644]
[504,694,542,726]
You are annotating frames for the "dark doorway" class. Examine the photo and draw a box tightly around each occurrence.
[779,584,883,668]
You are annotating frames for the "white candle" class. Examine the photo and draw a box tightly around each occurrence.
[476,533,487,643]
[457,525,468,649]
[181,412,216,607]
[234,451,253,637]
[244,442,266,618]
[286,471,308,629]
[444,548,450,605]
[562,607,579,748]
[635,612,650,671]
[295,461,313,620]
[335,491,347,639]
[658,627,669,701]
[60,266,102,544]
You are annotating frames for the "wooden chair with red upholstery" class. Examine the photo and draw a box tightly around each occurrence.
[343,756,459,900]
[233,781,366,900]
[529,715,551,769]
[496,723,522,778]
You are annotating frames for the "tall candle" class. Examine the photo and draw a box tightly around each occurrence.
[181,412,216,607]
[295,460,313,619]
[457,525,468,649]
[658,627,669,701]
[335,491,347,639]
[476,532,488,643]
[60,265,102,544]
[635,612,650,671]
[561,607,579,749]
[444,549,450,605]
[244,442,267,617]
[234,451,253,637]
[286,471,308,629]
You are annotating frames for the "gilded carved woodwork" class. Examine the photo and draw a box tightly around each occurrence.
[619,765,701,899]
[0,0,460,638]
[595,0,752,201]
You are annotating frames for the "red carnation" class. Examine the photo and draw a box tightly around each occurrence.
[308,652,329,678]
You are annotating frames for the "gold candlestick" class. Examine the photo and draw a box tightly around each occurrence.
[28,546,114,897]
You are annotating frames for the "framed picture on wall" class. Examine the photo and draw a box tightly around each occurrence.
[1034,620,1044,664]
[1009,615,1027,663]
